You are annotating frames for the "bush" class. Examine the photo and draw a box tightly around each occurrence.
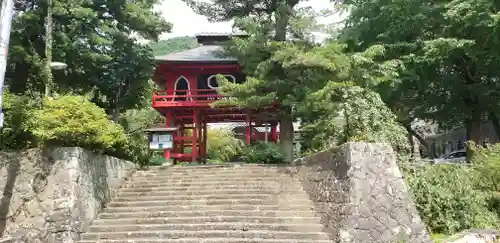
[405,163,499,235]
[241,142,286,164]
[118,108,165,165]
[0,91,35,150]
[149,154,166,166]
[470,143,500,192]
[206,128,243,162]
[29,95,128,153]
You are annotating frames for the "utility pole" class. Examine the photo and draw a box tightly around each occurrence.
[44,0,53,97]
[0,0,15,128]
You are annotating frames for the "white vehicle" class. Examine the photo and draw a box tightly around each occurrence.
[433,149,467,164]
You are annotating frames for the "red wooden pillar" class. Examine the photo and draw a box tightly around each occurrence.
[246,110,252,145]
[164,112,173,160]
[271,122,278,144]
[179,125,185,154]
[192,109,199,163]
[202,121,208,163]
[197,115,203,163]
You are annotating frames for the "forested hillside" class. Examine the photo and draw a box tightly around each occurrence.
[150,36,198,56]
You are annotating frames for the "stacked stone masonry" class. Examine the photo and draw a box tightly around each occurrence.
[0,148,136,243]
[288,142,432,243]
[78,164,334,242]
[0,143,431,242]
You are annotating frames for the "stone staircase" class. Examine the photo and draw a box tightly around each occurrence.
[78,164,333,243]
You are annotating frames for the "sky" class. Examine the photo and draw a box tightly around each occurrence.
[155,0,346,40]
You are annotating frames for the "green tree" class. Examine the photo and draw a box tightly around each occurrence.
[150,36,198,56]
[6,0,170,108]
[339,0,500,146]
[184,0,319,162]
[92,35,156,121]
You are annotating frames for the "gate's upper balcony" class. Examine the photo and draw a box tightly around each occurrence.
[152,32,248,109]
[152,89,237,108]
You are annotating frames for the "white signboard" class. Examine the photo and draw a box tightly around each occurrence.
[149,133,173,150]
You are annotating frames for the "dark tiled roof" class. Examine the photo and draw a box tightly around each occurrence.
[155,45,237,63]
[195,32,247,37]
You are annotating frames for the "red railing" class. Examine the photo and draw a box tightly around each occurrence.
[152,89,237,107]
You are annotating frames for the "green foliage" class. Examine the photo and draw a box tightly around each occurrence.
[206,128,244,162]
[301,83,408,153]
[470,143,500,192]
[150,36,198,56]
[241,142,286,164]
[118,108,165,165]
[405,163,499,234]
[29,95,128,152]
[0,91,35,150]
[6,0,170,108]
[339,0,500,144]
[149,154,166,166]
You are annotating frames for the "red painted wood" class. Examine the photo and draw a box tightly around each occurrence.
[154,61,280,163]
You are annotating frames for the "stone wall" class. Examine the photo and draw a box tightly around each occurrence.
[0,147,136,243]
[286,142,432,243]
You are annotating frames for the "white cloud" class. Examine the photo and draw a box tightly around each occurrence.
[156,0,346,40]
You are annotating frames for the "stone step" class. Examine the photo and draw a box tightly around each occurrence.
[121,182,302,192]
[132,171,290,177]
[137,170,291,177]
[129,176,294,183]
[113,194,297,202]
[107,198,312,207]
[104,204,316,213]
[97,211,318,220]
[128,178,297,184]
[93,216,322,226]
[117,189,304,197]
[79,239,334,243]
[88,223,325,233]
[80,230,331,241]
[124,181,298,188]
[119,185,303,192]
[135,169,288,174]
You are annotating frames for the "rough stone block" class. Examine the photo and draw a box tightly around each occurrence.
[286,142,432,243]
[0,148,136,243]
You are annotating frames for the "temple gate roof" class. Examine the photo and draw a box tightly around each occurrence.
[154,32,247,64]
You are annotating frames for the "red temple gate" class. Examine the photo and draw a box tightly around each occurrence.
[152,33,280,164]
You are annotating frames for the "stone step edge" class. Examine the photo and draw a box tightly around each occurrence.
[98,211,317,216]
[89,222,325,229]
[110,198,312,202]
[94,216,321,222]
[117,191,305,195]
[104,205,315,210]
[78,239,334,243]
[81,229,329,236]
[112,195,305,200]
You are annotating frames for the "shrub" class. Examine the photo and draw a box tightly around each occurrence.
[470,143,500,192]
[206,128,243,162]
[118,108,165,165]
[405,163,499,235]
[241,142,286,164]
[0,91,35,150]
[149,154,166,166]
[29,95,128,153]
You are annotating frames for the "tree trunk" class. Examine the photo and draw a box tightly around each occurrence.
[112,81,122,123]
[403,124,429,152]
[279,115,294,163]
[405,125,416,160]
[466,108,482,161]
[273,1,296,163]
[488,111,500,141]
[466,109,482,145]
